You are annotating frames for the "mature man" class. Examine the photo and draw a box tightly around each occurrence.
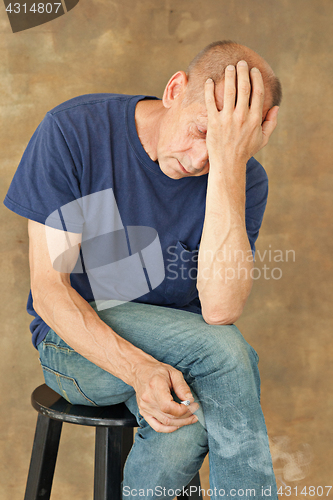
[4,41,281,499]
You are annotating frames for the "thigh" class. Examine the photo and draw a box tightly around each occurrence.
[38,301,257,407]
[37,328,135,406]
[92,300,258,372]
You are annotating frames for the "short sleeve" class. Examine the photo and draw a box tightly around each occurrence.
[245,158,269,256]
[3,113,83,230]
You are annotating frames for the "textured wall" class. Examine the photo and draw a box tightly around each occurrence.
[1,0,332,498]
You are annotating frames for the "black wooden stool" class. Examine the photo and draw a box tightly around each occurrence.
[24,384,202,500]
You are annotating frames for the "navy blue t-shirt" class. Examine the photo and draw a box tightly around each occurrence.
[4,93,268,348]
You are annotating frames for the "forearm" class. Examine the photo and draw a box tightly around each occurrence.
[198,62,277,324]
[33,280,157,386]
[197,160,253,324]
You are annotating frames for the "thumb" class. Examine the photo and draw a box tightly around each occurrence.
[262,106,279,141]
[170,370,194,403]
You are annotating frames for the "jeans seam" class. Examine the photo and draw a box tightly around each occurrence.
[42,341,74,354]
[40,363,98,406]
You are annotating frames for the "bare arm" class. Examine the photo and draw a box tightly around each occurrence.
[29,220,197,432]
[197,61,279,324]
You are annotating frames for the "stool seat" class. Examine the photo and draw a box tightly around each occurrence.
[25,384,202,500]
[31,384,138,427]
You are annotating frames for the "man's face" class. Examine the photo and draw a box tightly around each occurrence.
[156,79,271,180]
[155,96,210,180]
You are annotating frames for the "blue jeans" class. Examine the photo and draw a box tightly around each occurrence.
[37,301,278,500]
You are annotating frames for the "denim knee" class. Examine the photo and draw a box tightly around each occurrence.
[185,324,261,402]
[192,324,258,370]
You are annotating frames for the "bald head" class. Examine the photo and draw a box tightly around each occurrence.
[182,40,282,110]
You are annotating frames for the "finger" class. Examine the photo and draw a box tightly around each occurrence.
[142,413,180,433]
[223,64,237,114]
[156,401,200,419]
[140,396,198,419]
[262,106,279,142]
[235,60,251,113]
[152,410,198,427]
[139,384,196,420]
[141,411,198,433]
[249,66,265,117]
[204,78,218,117]
[154,398,199,418]
[170,370,194,406]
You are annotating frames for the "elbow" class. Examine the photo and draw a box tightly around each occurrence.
[198,280,252,326]
[201,302,244,326]
[201,307,244,326]
[202,311,242,326]
[202,314,227,325]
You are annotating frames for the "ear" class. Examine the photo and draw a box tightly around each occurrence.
[162,71,188,108]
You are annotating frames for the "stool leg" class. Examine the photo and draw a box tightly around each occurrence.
[120,427,134,481]
[94,426,124,500]
[94,427,134,500]
[177,472,202,499]
[24,413,63,500]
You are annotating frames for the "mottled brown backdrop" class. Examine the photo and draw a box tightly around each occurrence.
[1,0,332,498]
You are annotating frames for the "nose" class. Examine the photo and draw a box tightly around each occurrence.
[192,143,209,172]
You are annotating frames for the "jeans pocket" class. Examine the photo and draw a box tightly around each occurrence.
[40,363,98,406]
[38,330,98,406]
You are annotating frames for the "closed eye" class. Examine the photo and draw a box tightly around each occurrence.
[197,128,207,137]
